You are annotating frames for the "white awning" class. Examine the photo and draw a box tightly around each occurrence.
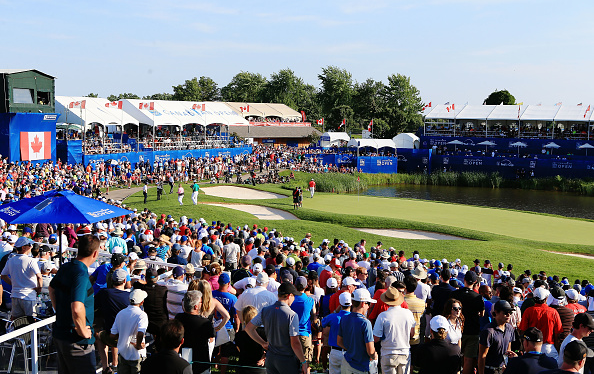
[55,96,139,129]
[393,133,420,149]
[321,132,350,146]
[554,105,592,122]
[424,104,462,119]
[488,105,527,121]
[520,105,561,121]
[347,139,396,149]
[456,105,496,120]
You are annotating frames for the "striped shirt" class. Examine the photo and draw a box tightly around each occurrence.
[166,279,188,320]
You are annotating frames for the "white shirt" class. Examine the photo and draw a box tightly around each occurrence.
[372,306,416,356]
[445,319,462,345]
[1,253,40,300]
[111,305,149,361]
[414,282,431,302]
[558,334,582,373]
[235,285,277,313]
[223,243,240,263]
[166,278,188,319]
[267,278,281,294]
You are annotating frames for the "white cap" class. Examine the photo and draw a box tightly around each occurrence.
[256,272,269,285]
[352,288,376,303]
[324,254,333,262]
[533,287,550,300]
[286,257,296,266]
[130,289,148,304]
[326,278,338,288]
[343,277,357,286]
[252,263,263,273]
[112,246,124,254]
[430,315,449,332]
[8,234,18,244]
[128,252,139,261]
[565,289,579,300]
[245,277,256,288]
[7,225,17,231]
[339,292,352,306]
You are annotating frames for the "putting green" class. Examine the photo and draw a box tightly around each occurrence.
[304,194,594,245]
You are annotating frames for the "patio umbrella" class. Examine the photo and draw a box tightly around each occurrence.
[447,139,464,151]
[543,142,560,155]
[477,140,497,153]
[0,189,131,262]
[579,143,594,156]
[510,141,527,156]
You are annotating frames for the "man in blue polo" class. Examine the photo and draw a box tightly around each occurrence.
[322,292,351,374]
[478,300,517,374]
[337,288,377,374]
[291,276,316,363]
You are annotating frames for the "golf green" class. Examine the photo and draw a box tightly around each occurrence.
[302,193,594,246]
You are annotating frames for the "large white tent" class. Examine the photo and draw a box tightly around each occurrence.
[347,139,396,149]
[320,132,350,147]
[393,133,420,149]
[423,104,594,122]
[55,96,139,130]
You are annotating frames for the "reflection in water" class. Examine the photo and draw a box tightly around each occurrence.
[360,185,594,220]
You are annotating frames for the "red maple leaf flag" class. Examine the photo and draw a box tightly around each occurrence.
[192,103,206,111]
[139,102,155,110]
[105,101,123,109]
[240,105,250,113]
[368,120,373,132]
[20,131,51,161]
[339,119,345,129]
[300,111,306,122]
[317,118,324,125]
[69,100,86,109]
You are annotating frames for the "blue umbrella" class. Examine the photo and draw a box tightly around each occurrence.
[0,189,131,263]
[0,189,131,224]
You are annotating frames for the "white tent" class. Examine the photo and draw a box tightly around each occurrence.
[393,133,420,149]
[424,104,463,119]
[320,132,350,147]
[457,105,496,120]
[347,139,396,149]
[488,105,527,120]
[554,105,592,122]
[55,96,139,130]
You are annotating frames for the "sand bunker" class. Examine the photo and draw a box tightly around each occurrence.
[201,186,287,200]
[354,228,470,240]
[206,203,299,220]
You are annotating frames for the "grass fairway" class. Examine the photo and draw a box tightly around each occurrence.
[123,184,594,281]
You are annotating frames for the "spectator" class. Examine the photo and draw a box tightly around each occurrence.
[234,305,266,374]
[322,292,351,374]
[412,315,461,374]
[519,287,563,360]
[541,340,594,374]
[132,268,168,341]
[140,320,192,374]
[431,268,456,318]
[478,300,517,374]
[504,327,558,374]
[291,276,316,364]
[557,313,594,373]
[166,266,189,319]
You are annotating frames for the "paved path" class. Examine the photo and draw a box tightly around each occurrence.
[354,228,470,240]
[201,186,287,199]
[205,203,299,220]
[107,186,146,201]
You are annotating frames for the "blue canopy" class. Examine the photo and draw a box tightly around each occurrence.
[0,189,131,224]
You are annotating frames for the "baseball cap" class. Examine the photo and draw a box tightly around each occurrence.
[339,292,352,307]
[574,312,594,329]
[111,253,126,267]
[493,300,513,313]
[565,289,579,301]
[286,257,296,266]
[256,272,269,284]
[295,276,307,289]
[8,234,18,244]
[23,227,32,234]
[342,277,357,286]
[464,271,479,284]
[352,288,376,303]
[14,236,33,248]
[129,289,148,304]
[522,327,543,342]
[252,263,264,273]
[185,263,195,274]
[551,286,565,300]
[278,282,299,297]
[128,252,139,261]
[173,266,185,278]
[533,287,551,301]
[112,268,128,282]
[219,272,231,284]
[146,268,158,279]
[563,340,594,362]
[430,315,449,332]
[326,278,338,289]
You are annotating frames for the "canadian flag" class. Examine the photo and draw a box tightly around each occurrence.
[69,100,86,109]
[422,102,432,111]
[240,105,250,113]
[300,111,306,122]
[368,119,373,132]
[339,119,345,129]
[317,118,324,125]
[139,102,155,110]
[192,103,206,111]
[20,132,51,161]
[105,101,123,109]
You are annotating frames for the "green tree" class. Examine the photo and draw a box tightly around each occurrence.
[318,66,354,115]
[353,79,386,134]
[107,93,140,102]
[221,71,267,102]
[330,105,355,132]
[381,73,424,137]
[485,89,516,105]
[85,93,99,98]
[143,93,173,101]
[172,76,220,101]
[263,68,306,110]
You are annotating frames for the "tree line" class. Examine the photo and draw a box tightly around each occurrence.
[88,66,426,138]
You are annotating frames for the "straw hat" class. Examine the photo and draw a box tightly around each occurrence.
[380,286,405,306]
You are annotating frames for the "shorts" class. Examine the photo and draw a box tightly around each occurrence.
[461,334,479,358]
[219,329,237,357]
[299,335,313,362]
[11,298,35,318]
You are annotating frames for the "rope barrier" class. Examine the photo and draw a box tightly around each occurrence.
[189,360,268,370]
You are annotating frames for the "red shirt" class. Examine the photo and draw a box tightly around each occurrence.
[329,289,348,314]
[565,303,587,316]
[368,289,408,321]
[519,303,562,344]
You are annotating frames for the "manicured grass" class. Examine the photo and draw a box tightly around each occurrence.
[123,183,594,281]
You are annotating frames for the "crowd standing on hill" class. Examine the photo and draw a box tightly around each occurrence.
[1,204,594,374]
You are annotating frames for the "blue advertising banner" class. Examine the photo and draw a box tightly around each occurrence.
[1,113,59,165]
[395,149,432,174]
[357,156,398,174]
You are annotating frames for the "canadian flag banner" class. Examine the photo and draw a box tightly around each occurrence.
[105,101,123,109]
[368,120,373,132]
[139,102,155,110]
[69,100,86,109]
[240,105,250,113]
[338,119,345,129]
[300,111,306,122]
[192,103,206,111]
[317,118,324,125]
[21,132,51,161]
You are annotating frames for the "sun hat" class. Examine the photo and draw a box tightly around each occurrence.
[380,286,404,306]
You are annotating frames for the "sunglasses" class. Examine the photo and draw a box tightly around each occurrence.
[452,307,462,311]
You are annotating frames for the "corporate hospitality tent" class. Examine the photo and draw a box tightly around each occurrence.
[55,96,139,132]
[320,132,350,147]
[224,102,303,122]
[347,138,396,150]
[393,133,420,149]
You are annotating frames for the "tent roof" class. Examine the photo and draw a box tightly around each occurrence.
[347,139,396,149]
[225,102,266,118]
[553,105,592,122]
[224,102,302,120]
[456,105,496,120]
[55,96,139,128]
[487,105,527,120]
[520,105,561,121]
[0,69,55,79]
[393,133,420,148]
[424,104,463,119]
[229,126,320,138]
[321,132,350,142]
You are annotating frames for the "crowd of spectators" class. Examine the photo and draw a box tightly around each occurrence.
[1,206,593,374]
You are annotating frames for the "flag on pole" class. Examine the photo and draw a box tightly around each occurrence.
[338,119,345,129]
[105,101,123,109]
[192,103,205,111]
[300,111,306,122]
[240,105,250,113]
[368,120,373,132]
[585,105,591,118]
[20,131,52,161]
[139,102,155,110]
[69,100,86,109]
[317,118,324,125]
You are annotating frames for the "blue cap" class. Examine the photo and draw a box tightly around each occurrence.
[434,260,442,267]
[172,243,181,251]
[173,266,184,277]
[219,273,231,284]
[181,235,188,242]
[23,227,32,234]
[188,219,193,223]
[49,234,57,241]
[167,215,172,219]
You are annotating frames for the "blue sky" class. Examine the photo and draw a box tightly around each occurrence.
[2,0,593,106]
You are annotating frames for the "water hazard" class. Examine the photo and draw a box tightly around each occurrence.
[359,185,594,220]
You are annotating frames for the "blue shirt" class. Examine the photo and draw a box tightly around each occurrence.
[307,262,324,274]
[50,260,95,344]
[201,244,214,256]
[338,312,374,372]
[322,310,350,348]
[290,293,315,336]
[212,290,238,330]
[91,264,131,294]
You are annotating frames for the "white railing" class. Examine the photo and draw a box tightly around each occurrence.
[0,315,56,374]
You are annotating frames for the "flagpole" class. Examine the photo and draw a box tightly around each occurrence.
[81,106,86,159]
[152,105,156,152]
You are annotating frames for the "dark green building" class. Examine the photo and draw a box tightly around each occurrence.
[0,69,55,113]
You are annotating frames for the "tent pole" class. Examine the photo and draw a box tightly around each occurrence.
[58,223,63,266]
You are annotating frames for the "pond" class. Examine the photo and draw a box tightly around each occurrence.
[359,184,594,220]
